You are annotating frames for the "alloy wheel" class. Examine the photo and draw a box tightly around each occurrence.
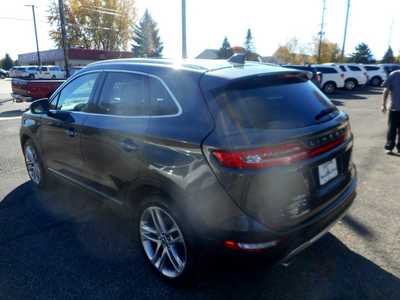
[345,80,356,90]
[140,206,187,278]
[24,145,42,185]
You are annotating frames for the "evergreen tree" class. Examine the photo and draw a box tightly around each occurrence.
[350,43,373,63]
[0,54,14,70]
[244,29,255,53]
[132,10,163,58]
[218,36,233,59]
[382,46,395,63]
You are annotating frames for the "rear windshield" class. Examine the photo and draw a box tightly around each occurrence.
[212,75,337,130]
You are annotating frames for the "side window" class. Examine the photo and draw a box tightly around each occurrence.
[148,77,179,116]
[57,73,98,112]
[339,66,346,72]
[349,66,361,71]
[98,72,147,116]
[365,66,379,71]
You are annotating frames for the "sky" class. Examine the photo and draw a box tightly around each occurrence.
[0,0,399,61]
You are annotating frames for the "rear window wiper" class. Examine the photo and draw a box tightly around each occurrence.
[315,107,338,121]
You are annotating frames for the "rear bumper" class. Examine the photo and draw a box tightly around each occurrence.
[205,165,357,261]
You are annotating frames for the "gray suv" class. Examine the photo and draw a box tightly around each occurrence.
[20,57,357,281]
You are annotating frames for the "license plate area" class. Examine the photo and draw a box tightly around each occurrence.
[318,158,338,186]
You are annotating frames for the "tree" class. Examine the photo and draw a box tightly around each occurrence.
[273,38,316,64]
[218,36,233,59]
[0,54,14,70]
[350,43,373,63]
[48,0,136,51]
[244,29,255,53]
[382,46,395,63]
[312,38,341,63]
[132,9,163,58]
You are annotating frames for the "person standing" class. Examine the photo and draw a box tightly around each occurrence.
[382,70,400,154]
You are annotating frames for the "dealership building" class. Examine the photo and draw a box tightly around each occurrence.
[18,48,134,67]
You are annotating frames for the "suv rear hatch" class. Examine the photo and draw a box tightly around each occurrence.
[200,68,353,232]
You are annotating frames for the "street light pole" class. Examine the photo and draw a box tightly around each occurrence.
[181,0,187,59]
[341,0,351,59]
[58,0,70,77]
[25,5,41,67]
[317,0,326,63]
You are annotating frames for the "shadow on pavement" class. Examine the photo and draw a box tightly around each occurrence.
[0,181,399,299]
[0,109,25,118]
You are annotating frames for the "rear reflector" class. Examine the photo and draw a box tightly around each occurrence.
[213,127,350,169]
[224,240,278,252]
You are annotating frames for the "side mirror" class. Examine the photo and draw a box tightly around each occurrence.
[30,98,50,115]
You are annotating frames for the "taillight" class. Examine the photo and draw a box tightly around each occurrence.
[212,143,308,169]
[212,126,351,170]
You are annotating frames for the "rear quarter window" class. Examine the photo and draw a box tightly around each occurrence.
[365,66,379,71]
[212,75,337,130]
[316,67,337,74]
[349,66,361,71]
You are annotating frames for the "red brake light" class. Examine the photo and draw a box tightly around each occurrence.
[212,127,350,170]
[213,143,308,169]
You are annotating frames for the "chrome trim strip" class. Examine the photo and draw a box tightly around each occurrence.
[49,69,183,119]
[48,168,123,205]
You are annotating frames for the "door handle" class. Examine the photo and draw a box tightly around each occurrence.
[120,139,138,152]
[66,127,76,137]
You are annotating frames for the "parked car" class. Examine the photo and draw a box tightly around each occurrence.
[380,64,400,76]
[364,65,387,86]
[36,65,66,79]
[11,78,64,102]
[20,57,357,281]
[10,66,39,79]
[313,64,345,94]
[0,68,8,79]
[282,65,322,88]
[324,63,368,90]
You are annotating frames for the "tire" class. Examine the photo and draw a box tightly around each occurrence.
[23,140,48,189]
[344,79,357,91]
[323,82,336,94]
[371,76,382,87]
[28,74,34,80]
[137,194,195,283]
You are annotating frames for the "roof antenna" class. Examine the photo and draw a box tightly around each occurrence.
[228,53,246,64]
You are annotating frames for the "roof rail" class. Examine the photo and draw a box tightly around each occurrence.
[228,53,246,64]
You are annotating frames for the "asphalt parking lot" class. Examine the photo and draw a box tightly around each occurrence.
[0,78,399,299]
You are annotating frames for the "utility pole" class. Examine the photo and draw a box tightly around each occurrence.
[25,5,41,67]
[388,19,394,48]
[341,0,351,59]
[317,0,326,63]
[181,0,187,59]
[58,0,70,77]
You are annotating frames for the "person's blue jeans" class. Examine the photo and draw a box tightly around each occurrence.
[385,110,400,151]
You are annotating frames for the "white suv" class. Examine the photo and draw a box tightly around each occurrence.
[364,65,387,86]
[313,64,345,94]
[37,65,65,79]
[326,63,368,90]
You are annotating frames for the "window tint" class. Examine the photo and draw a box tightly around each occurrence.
[365,66,379,71]
[57,73,98,112]
[148,77,179,116]
[28,67,37,71]
[98,72,147,116]
[212,76,337,129]
[50,67,59,71]
[316,67,337,74]
[349,66,361,71]
[339,66,346,72]
[40,67,48,71]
